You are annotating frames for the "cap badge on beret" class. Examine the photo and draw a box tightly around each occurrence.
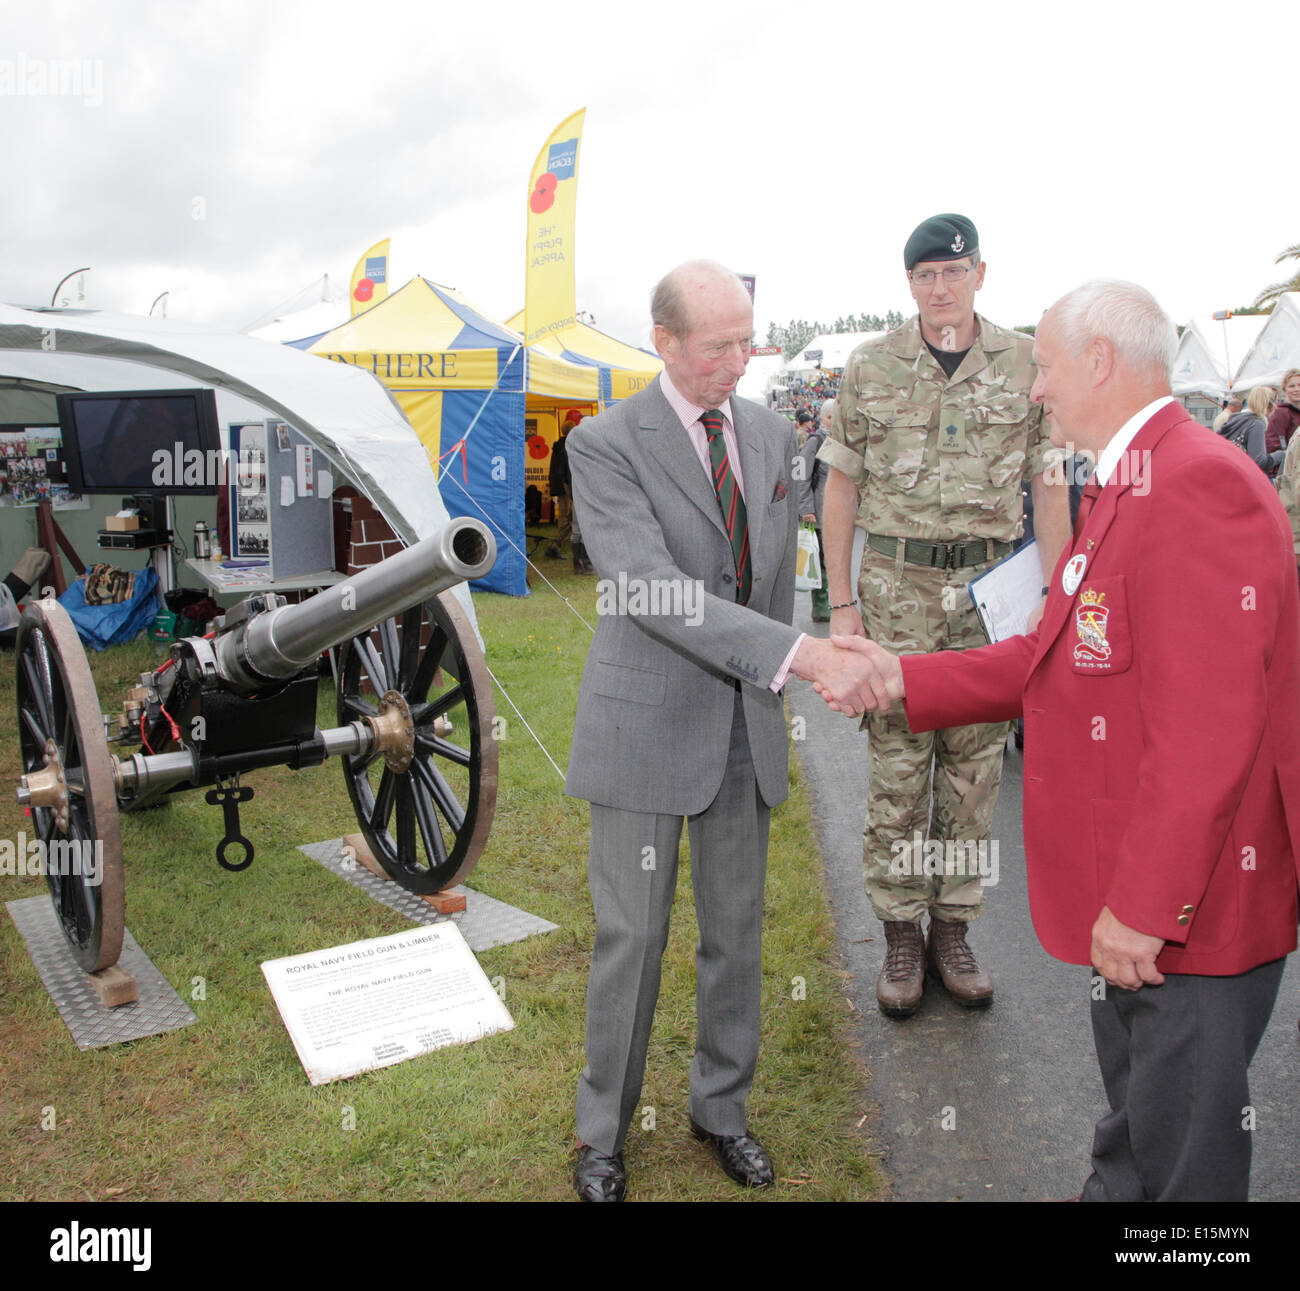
[904,213,979,270]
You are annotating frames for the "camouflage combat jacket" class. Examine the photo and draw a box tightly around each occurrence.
[818,314,1056,543]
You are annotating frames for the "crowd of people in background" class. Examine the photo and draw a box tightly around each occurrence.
[769,368,839,416]
[1211,368,1300,480]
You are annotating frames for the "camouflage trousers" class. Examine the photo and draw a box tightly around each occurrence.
[858,545,1009,925]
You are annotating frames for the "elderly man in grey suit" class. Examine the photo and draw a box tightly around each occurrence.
[566,260,879,1201]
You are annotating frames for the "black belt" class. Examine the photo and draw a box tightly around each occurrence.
[866,533,1012,570]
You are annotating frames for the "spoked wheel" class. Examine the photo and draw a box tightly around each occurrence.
[15,599,125,972]
[337,590,496,893]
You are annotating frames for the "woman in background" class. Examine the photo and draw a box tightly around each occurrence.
[1219,386,1283,475]
[1266,368,1300,457]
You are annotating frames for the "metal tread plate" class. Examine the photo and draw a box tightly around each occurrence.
[5,896,197,1050]
[299,838,559,952]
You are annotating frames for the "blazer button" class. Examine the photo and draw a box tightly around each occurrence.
[1176,914,1190,926]
[722,573,734,584]
[1180,904,1194,914]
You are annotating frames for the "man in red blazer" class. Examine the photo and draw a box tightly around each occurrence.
[822,280,1300,1201]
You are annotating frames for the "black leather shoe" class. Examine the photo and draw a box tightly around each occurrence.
[573,1145,626,1202]
[689,1119,775,1188]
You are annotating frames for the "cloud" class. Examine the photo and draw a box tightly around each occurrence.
[4,0,1294,342]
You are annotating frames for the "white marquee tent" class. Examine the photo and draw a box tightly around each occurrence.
[736,350,787,404]
[1232,293,1300,392]
[1171,314,1269,399]
[787,331,885,374]
[0,302,479,623]
[250,299,351,349]
[244,274,350,349]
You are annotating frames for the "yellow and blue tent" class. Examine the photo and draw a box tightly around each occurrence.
[309,278,597,594]
[506,310,663,404]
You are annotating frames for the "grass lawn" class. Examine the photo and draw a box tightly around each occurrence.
[0,551,882,1202]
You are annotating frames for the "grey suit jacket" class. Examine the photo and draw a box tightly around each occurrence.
[565,379,807,815]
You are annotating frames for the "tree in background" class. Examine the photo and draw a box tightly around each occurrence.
[1252,242,1300,310]
[768,319,817,359]
[766,311,905,359]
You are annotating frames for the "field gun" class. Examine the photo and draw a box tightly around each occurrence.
[14,515,498,973]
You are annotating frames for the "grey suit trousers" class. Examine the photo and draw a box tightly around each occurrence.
[576,691,770,1155]
[1081,957,1284,1201]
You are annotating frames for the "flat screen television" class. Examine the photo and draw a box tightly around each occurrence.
[57,388,223,496]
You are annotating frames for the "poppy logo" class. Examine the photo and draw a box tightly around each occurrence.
[530,172,558,214]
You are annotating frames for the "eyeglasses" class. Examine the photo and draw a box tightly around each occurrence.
[909,265,977,286]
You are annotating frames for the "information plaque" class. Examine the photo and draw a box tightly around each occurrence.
[262,924,514,1085]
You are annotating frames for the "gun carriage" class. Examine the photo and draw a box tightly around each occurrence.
[13,516,498,974]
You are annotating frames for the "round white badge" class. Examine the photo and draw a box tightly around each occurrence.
[1062,553,1087,596]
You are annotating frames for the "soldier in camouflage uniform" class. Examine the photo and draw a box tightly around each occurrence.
[817,214,1069,1017]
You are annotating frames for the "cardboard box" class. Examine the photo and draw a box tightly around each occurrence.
[105,513,141,532]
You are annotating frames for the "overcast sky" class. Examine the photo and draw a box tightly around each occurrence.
[4,0,1293,351]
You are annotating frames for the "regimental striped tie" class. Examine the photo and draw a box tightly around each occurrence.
[701,408,751,604]
[1075,477,1101,539]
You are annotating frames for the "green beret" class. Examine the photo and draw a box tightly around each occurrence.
[904,214,979,270]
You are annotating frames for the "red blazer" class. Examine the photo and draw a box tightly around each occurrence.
[902,403,1300,974]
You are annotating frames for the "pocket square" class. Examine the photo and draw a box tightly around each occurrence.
[771,478,788,502]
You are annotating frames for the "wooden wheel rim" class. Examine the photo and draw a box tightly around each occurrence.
[15,599,124,971]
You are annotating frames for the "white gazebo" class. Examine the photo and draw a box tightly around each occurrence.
[786,331,885,374]
[1171,313,1269,398]
[1232,293,1300,392]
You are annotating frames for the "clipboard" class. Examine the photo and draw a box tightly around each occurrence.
[968,539,1042,644]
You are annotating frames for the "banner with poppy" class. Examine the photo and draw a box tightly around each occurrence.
[350,238,390,317]
[524,109,585,347]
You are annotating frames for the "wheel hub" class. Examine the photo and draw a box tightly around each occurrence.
[18,739,70,833]
[368,689,415,773]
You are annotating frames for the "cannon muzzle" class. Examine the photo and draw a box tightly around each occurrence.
[210,516,495,691]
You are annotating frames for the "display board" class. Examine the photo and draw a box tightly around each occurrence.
[0,424,88,510]
[228,419,334,577]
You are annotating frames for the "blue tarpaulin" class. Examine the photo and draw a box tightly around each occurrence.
[59,566,161,650]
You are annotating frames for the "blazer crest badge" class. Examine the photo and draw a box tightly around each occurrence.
[1073,588,1111,665]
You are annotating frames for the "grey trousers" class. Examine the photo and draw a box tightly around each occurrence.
[576,693,770,1155]
[1082,957,1285,1201]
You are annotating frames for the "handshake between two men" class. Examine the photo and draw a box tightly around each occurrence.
[789,632,905,719]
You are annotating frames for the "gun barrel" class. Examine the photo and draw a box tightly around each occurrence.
[213,516,494,689]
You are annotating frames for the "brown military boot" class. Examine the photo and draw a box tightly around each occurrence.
[876,920,925,1018]
[926,918,993,1007]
